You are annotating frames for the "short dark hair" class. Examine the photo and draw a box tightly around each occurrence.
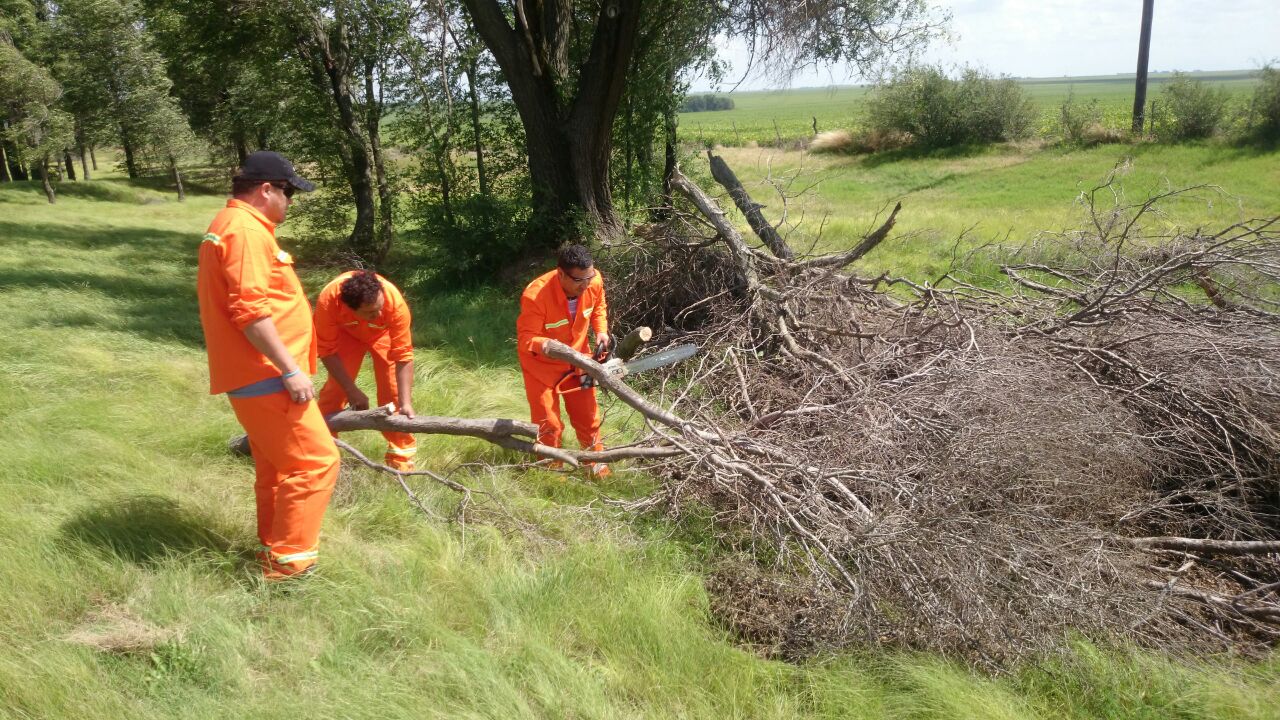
[338,270,383,310]
[231,176,274,197]
[557,244,594,271]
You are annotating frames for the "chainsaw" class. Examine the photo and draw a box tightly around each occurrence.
[559,342,699,394]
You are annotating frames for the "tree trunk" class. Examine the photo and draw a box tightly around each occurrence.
[467,56,489,197]
[76,132,90,181]
[297,10,376,260]
[461,0,642,246]
[63,150,77,181]
[1131,0,1155,134]
[170,155,185,202]
[257,128,269,150]
[39,156,55,203]
[0,142,10,182]
[2,122,26,180]
[655,71,678,221]
[234,130,249,164]
[89,146,97,171]
[120,126,139,179]
[365,59,394,263]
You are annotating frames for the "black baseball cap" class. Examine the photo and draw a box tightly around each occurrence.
[234,151,316,192]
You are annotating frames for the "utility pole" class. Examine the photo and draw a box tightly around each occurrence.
[1131,0,1155,134]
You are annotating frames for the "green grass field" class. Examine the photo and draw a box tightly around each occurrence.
[2,157,1279,717]
[683,140,1280,282]
[680,69,1263,146]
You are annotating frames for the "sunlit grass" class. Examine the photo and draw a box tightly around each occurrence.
[1,161,1277,718]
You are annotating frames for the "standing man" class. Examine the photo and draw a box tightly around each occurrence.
[314,270,417,471]
[197,151,339,581]
[516,244,613,478]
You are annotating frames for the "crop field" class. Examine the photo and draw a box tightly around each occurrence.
[679,69,1263,146]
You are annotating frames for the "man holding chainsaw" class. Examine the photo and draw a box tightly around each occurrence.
[516,244,612,478]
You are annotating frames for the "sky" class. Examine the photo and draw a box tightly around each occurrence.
[692,0,1279,91]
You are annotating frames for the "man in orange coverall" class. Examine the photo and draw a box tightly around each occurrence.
[516,244,613,478]
[197,151,338,581]
[314,270,417,471]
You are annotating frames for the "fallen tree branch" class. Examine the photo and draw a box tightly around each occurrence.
[1131,536,1280,556]
[708,151,794,259]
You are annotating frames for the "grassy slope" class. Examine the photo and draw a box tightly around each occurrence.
[692,141,1280,281]
[1,167,1278,718]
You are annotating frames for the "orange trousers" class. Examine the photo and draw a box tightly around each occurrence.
[317,342,416,465]
[229,391,339,578]
[524,373,602,449]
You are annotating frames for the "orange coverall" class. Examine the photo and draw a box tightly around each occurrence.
[314,271,416,467]
[516,269,609,450]
[197,199,339,579]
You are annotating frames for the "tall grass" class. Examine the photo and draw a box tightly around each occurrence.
[0,167,1276,718]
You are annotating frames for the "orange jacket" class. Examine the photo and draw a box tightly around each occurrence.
[313,271,413,363]
[516,268,609,387]
[197,199,317,395]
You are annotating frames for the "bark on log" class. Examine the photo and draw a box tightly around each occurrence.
[707,151,794,260]
[615,326,652,361]
[228,404,681,466]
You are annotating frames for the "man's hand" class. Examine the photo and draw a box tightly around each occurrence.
[283,371,315,404]
[595,333,612,355]
[396,401,415,419]
[346,387,370,410]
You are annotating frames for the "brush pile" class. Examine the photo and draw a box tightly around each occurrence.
[592,170,1280,665]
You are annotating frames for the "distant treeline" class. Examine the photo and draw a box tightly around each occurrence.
[680,94,735,112]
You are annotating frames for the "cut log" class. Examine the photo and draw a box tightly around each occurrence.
[615,326,652,361]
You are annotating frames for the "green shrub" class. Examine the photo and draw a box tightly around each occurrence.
[1243,64,1280,143]
[1154,72,1229,140]
[1058,88,1104,144]
[412,193,534,284]
[866,65,1036,149]
[680,94,735,112]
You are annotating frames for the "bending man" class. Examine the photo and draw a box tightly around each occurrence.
[315,270,417,471]
[197,151,339,580]
[516,244,612,478]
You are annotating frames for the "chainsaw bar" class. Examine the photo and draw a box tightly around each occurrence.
[622,343,699,375]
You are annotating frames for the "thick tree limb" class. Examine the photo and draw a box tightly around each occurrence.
[707,151,794,259]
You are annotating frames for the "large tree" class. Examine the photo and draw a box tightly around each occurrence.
[0,34,73,202]
[460,0,941,244]
[50,0,195,181]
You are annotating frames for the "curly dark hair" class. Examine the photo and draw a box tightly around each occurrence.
[338,270,383,310]
[557,244,594,271]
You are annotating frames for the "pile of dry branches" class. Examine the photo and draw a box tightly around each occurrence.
[305,163,1279,666]
[588,169,1280,664]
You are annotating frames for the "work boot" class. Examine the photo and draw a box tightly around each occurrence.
[588,462,612,479]
[257,548,318,582]
[545,459,565,471]
[385,456,414,472]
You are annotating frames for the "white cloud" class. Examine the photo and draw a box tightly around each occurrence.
[694,0,1279,90]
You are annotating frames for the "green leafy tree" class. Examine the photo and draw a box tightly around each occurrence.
[51,0,196,184]
[0,36,73,201]
[459,0,943,245]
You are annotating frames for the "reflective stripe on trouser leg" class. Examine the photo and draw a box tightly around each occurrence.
[523,375,564,447]
[230,391,340,576]
[562,383,602,450]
